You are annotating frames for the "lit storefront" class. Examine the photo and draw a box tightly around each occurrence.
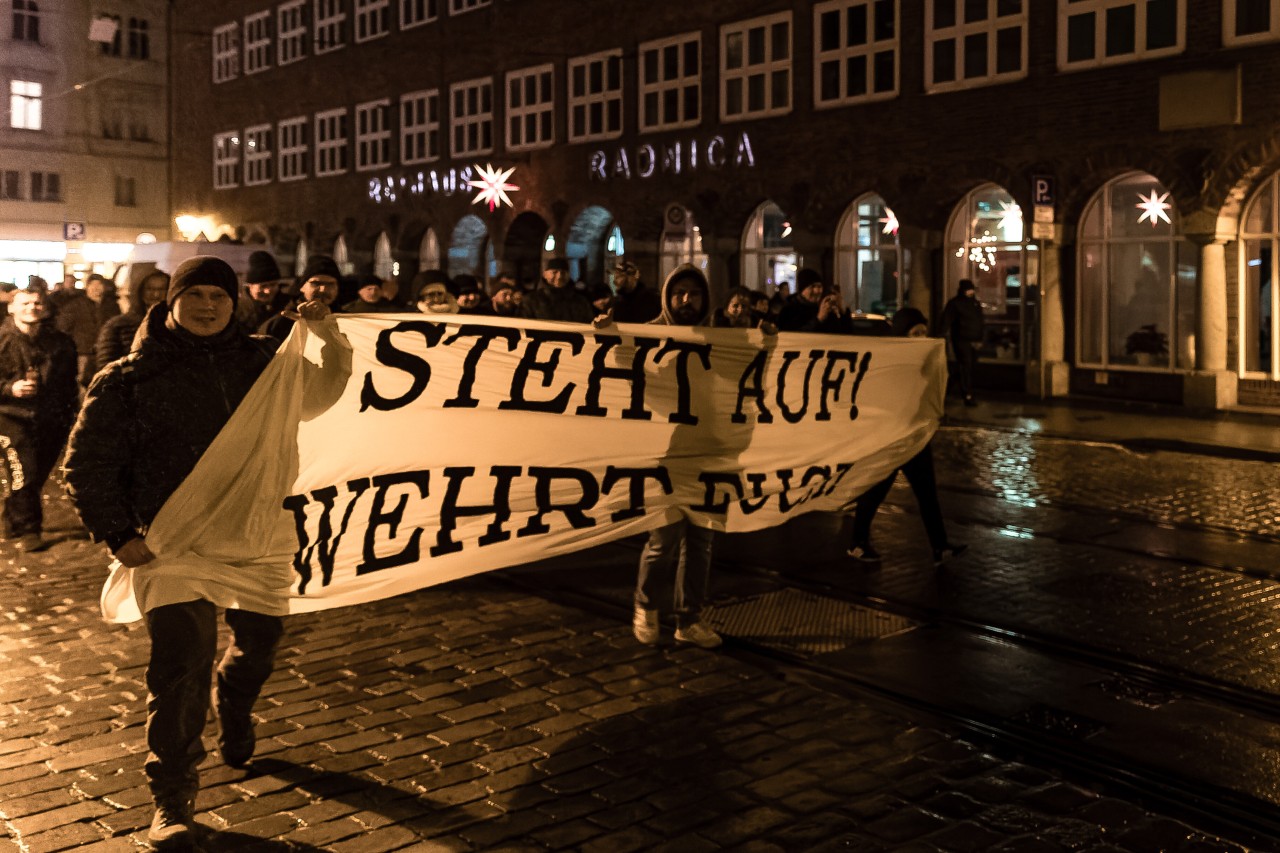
[1240,172,1279,378]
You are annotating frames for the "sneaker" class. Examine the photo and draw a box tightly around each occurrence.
[632,607,660,645]
[674,621,722,649]
[147,799,195,847]
[933,543,969,567]
[846,541,882,566]
[16,533,45,553]
[213,686,256,769]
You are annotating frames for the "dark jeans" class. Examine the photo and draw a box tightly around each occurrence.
[0,413,72,537]
[636,519,714,628]
[951,338,977,400]
[852,443,949,553]
[144,600,283,804]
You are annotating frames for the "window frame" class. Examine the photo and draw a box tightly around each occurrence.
[354,0,389,42]
[812,0,900,109]
[314,108,349,177]
[314,0,346,54]
[8,80,42,131]
[1057,0,1186,71]
[114,174,137,207]
[278,0,308,65]
[400,88,440,164]
[244,123,274,186]
[212,22,239,83]
[638,31,702,133]
[0,169,23,201]
[1223,0,1280,45]
[12,0,39,42]
[243,10,272,75]
[399,0,438,29]
[30,171,60,202]
[213,130,242,189]
[355,98,392,171]
[720,11,793,122]
[505,64,555,151]
[449,76,494,158]
[448,0,490,15]
[925,0,1028,93]
[567,48,623,143]
[278,115,310,181]
[127,17,150,59]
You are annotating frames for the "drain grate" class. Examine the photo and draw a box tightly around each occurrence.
[709,588,919,655]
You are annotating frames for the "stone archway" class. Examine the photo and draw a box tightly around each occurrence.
[566,205,617,286]
[448,215,488,278]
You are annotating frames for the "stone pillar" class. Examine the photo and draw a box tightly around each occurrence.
[898,226,941,322]
[1183,232,1236,409]
[1027,227,1070,397]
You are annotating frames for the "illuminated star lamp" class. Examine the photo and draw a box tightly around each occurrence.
[1135,190,1172,227]
[467,163,519,211]
[879,206,900,236]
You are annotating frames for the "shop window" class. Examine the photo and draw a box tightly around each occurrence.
[1077,172,1195,370]
[741,201,798,296]
[926,0,1026,92]
[278,115,309,180]
[1240,171,1279,376]
[355,99,391,171]
[314,0,345,53]
[278,1,308,65]
[400,89,440,164]
[449,77,493,157]
[1225,0,1280,43]
[835,194,901,314]
[127,18,149,59]
[213,130,241,188]
[640,32,701,132]
[401,0,438,28]
[721,12,791,121]
[946,184,1037,362]
[355,0,389,41]
[660,204,709,283]
[212,22,239,82]
[13,0,39,42]
[813,0,898,107]
[449,0,490,14]
[9,80,42,130]
[568,49,622,142]
[506,64,554,151]
[1058,0,1184,70]
[244,124,274,185]
[314,108,348,177]
[243,11,272,74]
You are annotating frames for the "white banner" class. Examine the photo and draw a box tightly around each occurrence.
[101,314,945,623]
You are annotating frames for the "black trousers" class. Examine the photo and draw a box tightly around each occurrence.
[0,413,72,537]
[951,338,977,400]
[852,443,948,553]
[144,600,283,804]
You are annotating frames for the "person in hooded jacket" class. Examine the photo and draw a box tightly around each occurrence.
[62,256,334,848]
[95,269,170,371]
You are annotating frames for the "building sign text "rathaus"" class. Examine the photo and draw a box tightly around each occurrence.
[589,131,755,181]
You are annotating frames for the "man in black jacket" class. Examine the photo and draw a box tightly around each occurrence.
[64,256,331,847]
[0,288,79,551]
[608,260,661,323]
[941,278,984,406]
[520,257,594,323]
[776,268,851,334]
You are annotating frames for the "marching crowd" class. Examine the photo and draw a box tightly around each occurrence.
[0,251,969,847]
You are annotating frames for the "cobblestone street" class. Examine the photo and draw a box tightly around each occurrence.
[1,422,1274,851]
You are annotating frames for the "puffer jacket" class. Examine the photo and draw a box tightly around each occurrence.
[64,303,278,550]
[0,316,79,424]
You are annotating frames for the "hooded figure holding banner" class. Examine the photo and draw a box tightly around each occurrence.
[63,256,334,848]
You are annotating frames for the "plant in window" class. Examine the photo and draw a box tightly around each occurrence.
[1124,323,1168,362]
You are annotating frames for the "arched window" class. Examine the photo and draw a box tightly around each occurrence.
[946,184,1036,361]
[660,204,708,283]
[835,194,901,314]
[373,232,393,280]
[1077,172,1196,370]
[419,229,440,270]
[293,236,308,278]
[1241,172,1279,377]
[448,215,488,278]
[741,201,797,296]
[333,235,353,275]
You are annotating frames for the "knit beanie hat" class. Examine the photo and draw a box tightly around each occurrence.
[545,257,569,272]
[411,269,454,300]
[301,254,341,283]
[167,256,240,305]
[796,268,823,291]
[246,250,281,284]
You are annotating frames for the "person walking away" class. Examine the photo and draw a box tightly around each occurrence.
[0,288,79,552]
[95,270,169,370]
[941,278,983,406]
[847,307,967,569]
[62,256,334,847]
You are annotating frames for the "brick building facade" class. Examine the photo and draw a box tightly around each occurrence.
[170,0,1280,410]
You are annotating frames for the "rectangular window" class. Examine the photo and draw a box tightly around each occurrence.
[127,110,151,141]
[568,48,622,142]
[244,124,274,185]
[30,171,60,202]
[9,81,42,130]
[213,130,241,189]
[314,108,348,176]
[400,89,440,164]
[244,11,272,74]
[1058,0,1184,69]
[400,0,438,28]
[639,32,701,132]
[213,22,239,82]
[315,0,346,53]
[355,99,391,170]
[278,116,310,181]
[114,175,137,207]
[449,77,493,157]
[98,14,122,56]
[0,170,22,200]
[814,0,898,107]
[278,0,308,64]
[448,0,490,14]
[127,18,150,59]
[355,0,389,41]
[506,64,555,150]
[13,0,39,42]
[721,13,791,121]
[926,0,1026,91]
[1225,0,1280,44]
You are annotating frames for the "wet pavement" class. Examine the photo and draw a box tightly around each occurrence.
[3,397,1280,851]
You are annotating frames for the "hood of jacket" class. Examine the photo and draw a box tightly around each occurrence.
[654,264,710,326]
